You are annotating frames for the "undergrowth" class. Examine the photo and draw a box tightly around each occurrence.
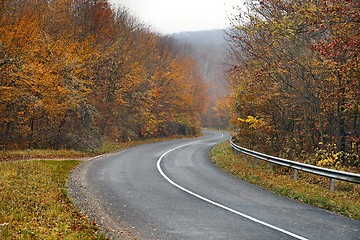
[210,142,360,220]
[0,135,187,162]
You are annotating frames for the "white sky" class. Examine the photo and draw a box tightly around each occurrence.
[109,0,242,34]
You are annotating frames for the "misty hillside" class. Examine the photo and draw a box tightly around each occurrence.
[173,29,229,97]
[174,29,227,49]
[173,29,230,128]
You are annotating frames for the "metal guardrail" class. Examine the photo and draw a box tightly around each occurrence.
[230,138,360,192]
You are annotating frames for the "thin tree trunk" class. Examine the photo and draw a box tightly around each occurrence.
[315,99,325,144]
[28,117,34,149]
[336,71,346,152]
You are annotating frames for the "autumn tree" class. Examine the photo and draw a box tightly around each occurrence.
[227,0,359,165]
[0,0,207,150]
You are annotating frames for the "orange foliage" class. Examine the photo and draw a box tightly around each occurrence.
[0,0,207,150]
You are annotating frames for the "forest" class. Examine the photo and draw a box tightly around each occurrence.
[0,0,208,150]
[228,0,359,168]
[1,0,359,170]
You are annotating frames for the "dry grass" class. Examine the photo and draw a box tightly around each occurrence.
[0,149,89,162]
[0,136,192,239]
[0,160,107,239]
[0,135,189,162]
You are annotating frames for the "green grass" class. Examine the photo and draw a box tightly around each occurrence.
[0,160,107,239]
[210,142,360,220]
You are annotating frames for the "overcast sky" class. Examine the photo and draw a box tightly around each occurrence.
[109,0,242,34]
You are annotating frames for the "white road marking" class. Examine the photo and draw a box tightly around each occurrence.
[156,133,308,240]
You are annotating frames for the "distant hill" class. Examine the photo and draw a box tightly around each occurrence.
[174,29,227,49]
[173,29,230,128]
[173,29,229,97]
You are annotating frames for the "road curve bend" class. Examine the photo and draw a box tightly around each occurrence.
[69,131,360,240]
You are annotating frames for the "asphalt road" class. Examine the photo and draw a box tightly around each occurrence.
[69,131,360,239]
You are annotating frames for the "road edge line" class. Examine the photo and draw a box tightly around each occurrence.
[156,133,308,240]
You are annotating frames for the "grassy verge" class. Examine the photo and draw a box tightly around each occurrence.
[0,149,89,162]
[0,135,188,162]
[210,142,360,220]
[95,136,186,155]
[0,160,107,239]
[0,135,191,239]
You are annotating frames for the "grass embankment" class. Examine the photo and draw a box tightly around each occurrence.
[0,160,107,239]
[0,136,189,239]
[0,135,188,162]
[210,142,360,220]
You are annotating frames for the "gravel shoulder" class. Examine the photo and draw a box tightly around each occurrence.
[68,152,139,239]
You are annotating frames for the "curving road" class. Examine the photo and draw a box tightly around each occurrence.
[69,131,360,239]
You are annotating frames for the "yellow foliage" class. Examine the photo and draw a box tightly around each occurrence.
[237,115,267,130]
[228,0,359,165]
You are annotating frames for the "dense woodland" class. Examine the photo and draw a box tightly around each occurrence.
[0,0,207,150]
[228,0,359,167]
[1,0,359,169]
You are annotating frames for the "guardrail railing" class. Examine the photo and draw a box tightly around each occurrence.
[230,138,360,192]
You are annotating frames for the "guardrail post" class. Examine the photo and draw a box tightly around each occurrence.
[243,154,247,161]
[253,158,258,168]
[269,163,274,172]
[233,148,239,156]
[330,178,335,192]
[293,169,298,181]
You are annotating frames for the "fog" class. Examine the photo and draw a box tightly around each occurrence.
[109,0,242,34]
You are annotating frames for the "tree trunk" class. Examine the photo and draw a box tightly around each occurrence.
[28,117,34,149]
[336,72,346,153]
[315,99,325,144]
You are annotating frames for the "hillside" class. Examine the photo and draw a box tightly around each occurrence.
[173,29,230,128]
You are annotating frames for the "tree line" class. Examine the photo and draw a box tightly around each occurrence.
[0,0,207,150]
[228,0,359,167]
